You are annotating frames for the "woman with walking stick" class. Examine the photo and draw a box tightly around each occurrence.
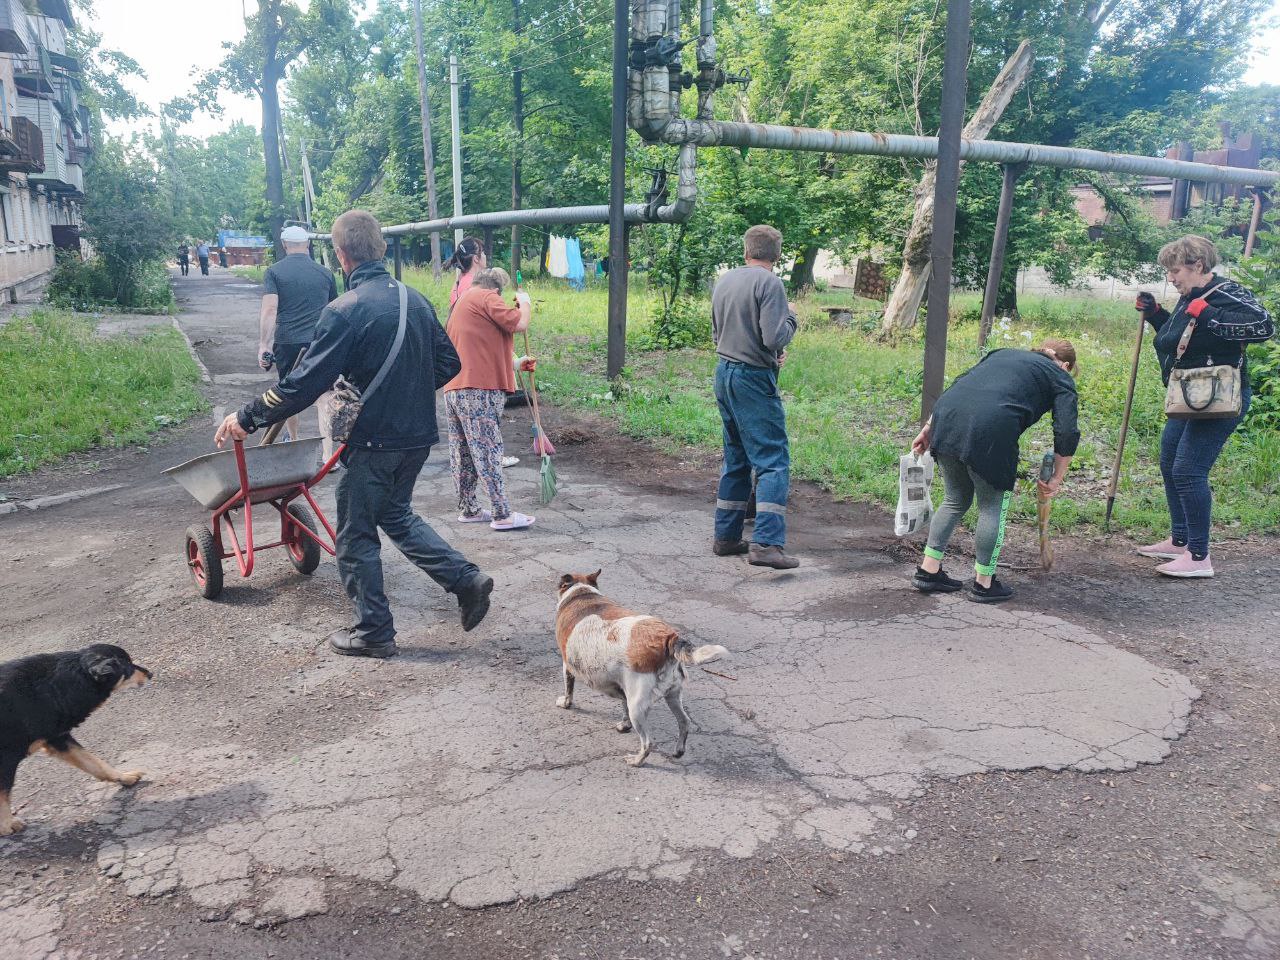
[1134,235,1273,578]
[909,340,1080,603]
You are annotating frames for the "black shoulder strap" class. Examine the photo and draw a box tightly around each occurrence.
[362,281,408,402]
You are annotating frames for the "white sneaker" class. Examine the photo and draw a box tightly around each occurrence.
[501,456,520,468]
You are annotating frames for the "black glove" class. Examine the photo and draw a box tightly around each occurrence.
[1135,292,1158,316]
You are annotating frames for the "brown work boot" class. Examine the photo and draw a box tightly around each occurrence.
[713,539,750,556]
[748,544,799,570]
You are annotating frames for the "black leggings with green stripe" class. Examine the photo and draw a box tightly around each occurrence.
[924,454,1012,577]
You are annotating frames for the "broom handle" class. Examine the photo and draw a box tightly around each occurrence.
[1105,316,1146,527]
[520,330,548,441]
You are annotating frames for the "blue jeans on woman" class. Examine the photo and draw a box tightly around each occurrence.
[714,359,790,547]
[1160,387,1250,558]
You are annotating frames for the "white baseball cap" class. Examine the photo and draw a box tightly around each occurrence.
[280,226,310,243]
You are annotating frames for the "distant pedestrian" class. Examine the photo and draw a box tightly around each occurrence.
[258,225,339,452]
[215,209,494,658]
[444,267,536,530]
[196,241,210,276]
[217,246,228,269]
[445,236,486,314]
[177,242,190,276]
[910,341,1079,603]
[1134,235,1274,578]
[710,224,799,570]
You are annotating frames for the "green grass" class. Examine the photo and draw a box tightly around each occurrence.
[0,310,207,477]
[403,270,1279,539]
[231,265,268,284]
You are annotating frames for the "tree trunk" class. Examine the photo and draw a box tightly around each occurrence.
[538,229,550,276]
[789,243,821,294]
[881,40,1035,336]
[510,0,523,278]
[995,269,1019,318]
[261,62,286,262]
[412,0,442,279]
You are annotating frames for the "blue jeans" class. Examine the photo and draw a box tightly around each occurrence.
[1160,388,1250,557]
[714,359,790,547]
[336,446,479,645]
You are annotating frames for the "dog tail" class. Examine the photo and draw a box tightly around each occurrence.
[672,637,729,666]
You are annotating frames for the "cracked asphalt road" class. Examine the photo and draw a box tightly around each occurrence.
[1,268,1277,959]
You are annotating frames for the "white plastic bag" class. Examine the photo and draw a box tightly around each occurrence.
[894,451,935,537]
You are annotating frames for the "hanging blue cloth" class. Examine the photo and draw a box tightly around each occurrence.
[565,237,585,291]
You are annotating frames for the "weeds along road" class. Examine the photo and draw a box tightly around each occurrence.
[1,266,1277,960]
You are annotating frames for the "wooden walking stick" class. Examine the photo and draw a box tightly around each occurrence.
[1037,451,1056,571]
[1104,315,1147,530]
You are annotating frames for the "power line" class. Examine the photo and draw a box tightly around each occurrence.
[461,36,611,82]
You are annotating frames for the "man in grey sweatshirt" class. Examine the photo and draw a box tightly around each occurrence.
[710,225,799,569]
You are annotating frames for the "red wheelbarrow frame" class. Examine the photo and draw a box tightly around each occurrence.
[208,439,345,578]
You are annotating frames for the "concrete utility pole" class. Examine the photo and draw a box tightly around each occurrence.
[921,0,970,423]
[412,0,443,279]
[300,139,316,228]
[450,52,464,247]
[606,0,629,380]
[511,0,525,279]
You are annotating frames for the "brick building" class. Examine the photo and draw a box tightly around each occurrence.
[1073,126,1261,237]
[0,0,88,302]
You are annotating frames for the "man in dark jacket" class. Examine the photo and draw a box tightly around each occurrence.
[215,210,494,658]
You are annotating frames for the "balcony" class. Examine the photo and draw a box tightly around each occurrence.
[15,46,55,96]
[0,0,29,55]
[0,116,46,174]
[37,0,75,30]
[58,160,82,196]
[18,97,65,186]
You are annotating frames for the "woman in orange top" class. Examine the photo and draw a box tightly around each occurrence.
[443,267,536,530]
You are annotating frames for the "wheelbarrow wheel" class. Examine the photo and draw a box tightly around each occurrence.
[185,525,223,599]
[285,503,322,575]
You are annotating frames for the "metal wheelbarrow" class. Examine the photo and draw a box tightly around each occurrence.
[163,438,344,599]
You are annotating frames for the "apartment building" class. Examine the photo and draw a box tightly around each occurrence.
[0,0,89,301]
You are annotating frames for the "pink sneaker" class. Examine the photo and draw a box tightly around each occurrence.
[1156,552,1213,578]
[1137,537,1187,560]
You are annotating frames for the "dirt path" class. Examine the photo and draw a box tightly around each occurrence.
[1,267,1277,960]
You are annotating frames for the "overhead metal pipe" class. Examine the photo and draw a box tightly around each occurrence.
[310,146,697,240]
[653,120,1280,188]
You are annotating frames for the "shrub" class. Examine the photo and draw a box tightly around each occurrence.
[46,253,174,313]
[643,296,713,350]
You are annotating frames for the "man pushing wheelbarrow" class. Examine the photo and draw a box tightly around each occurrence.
[213,210,495,659]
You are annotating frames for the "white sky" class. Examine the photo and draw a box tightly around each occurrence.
[92,0,1280,142]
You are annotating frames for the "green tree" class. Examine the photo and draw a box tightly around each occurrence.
[82,142,176,307]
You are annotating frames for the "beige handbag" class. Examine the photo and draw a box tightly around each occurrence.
[1164,315,1243,420]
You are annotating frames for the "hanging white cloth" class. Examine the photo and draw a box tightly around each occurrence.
[547,235,569,278]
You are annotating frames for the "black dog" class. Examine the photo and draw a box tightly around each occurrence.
[0,644,152,836]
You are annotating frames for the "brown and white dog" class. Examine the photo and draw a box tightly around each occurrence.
[555,571,728,767]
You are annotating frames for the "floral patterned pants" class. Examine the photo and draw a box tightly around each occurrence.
[445,388,510,521]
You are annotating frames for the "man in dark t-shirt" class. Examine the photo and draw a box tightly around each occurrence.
[259,226,339,446]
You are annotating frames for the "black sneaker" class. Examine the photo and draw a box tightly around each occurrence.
[912,566,964,593]
[967,577,1013,603]
[456,573,495,632]
[328,629,398,659]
